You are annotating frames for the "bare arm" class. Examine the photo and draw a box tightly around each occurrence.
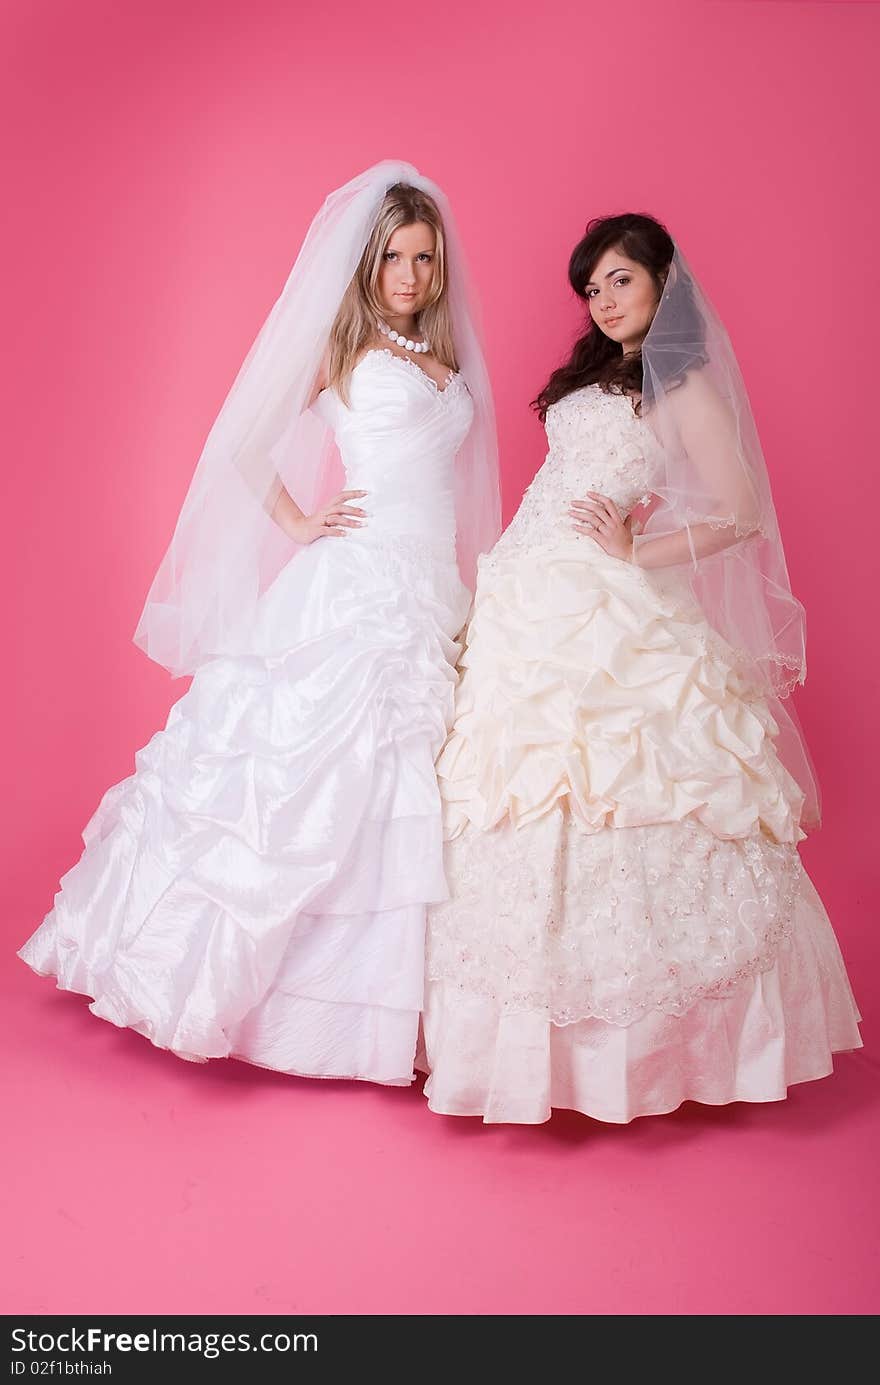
[635,370,760,566]
[270,486,368,544]
[571,371,761,568]
[268,349,366,543]
[631,519,749,568]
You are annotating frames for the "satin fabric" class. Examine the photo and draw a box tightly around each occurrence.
[20,350,474,1084]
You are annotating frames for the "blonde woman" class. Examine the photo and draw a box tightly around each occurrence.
[19,163,500,1085]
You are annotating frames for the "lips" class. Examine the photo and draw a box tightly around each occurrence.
[604,316,623,327]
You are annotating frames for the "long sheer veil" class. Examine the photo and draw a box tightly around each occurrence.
[637,249,820,825]
[133,160,501,678]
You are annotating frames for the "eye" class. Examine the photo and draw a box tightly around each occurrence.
[416,253,433,262]
[586,288,599,298]
[613,276,631,288]
[384,251,398,261]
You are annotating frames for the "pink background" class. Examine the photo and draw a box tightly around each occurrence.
[3,0,878,1315]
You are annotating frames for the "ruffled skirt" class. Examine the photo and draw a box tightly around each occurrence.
[20,533,470,1084]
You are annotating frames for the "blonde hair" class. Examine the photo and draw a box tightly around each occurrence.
[328,183,456,403]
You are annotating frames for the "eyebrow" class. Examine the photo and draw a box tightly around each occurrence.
[584,266,630,287]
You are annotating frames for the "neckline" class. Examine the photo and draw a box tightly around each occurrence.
[553,382,642,413]
[360,348,460,396]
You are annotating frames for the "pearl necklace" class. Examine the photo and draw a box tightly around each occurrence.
[377,319,431,354]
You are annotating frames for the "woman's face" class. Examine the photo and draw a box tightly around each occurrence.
[376,221,437,323]
[584,247,661,354]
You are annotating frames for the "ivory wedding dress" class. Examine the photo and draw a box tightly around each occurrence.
[422,383,862,1123]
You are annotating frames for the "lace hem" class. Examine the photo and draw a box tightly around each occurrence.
[680,510,766,540]
[700,634,805,700]
[427,814,803,1028]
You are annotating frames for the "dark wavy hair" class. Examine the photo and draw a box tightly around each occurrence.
[532,212,674,420]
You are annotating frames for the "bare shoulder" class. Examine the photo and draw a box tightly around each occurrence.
[351,341,381,369]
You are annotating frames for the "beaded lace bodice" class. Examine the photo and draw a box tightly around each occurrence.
[490,384,659,563]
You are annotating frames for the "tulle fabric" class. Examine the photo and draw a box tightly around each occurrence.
[133,160,500,677]
[636,249,818,822]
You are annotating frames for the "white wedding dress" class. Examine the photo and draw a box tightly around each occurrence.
[422,383,862,1123]
[19,349,474,1084]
